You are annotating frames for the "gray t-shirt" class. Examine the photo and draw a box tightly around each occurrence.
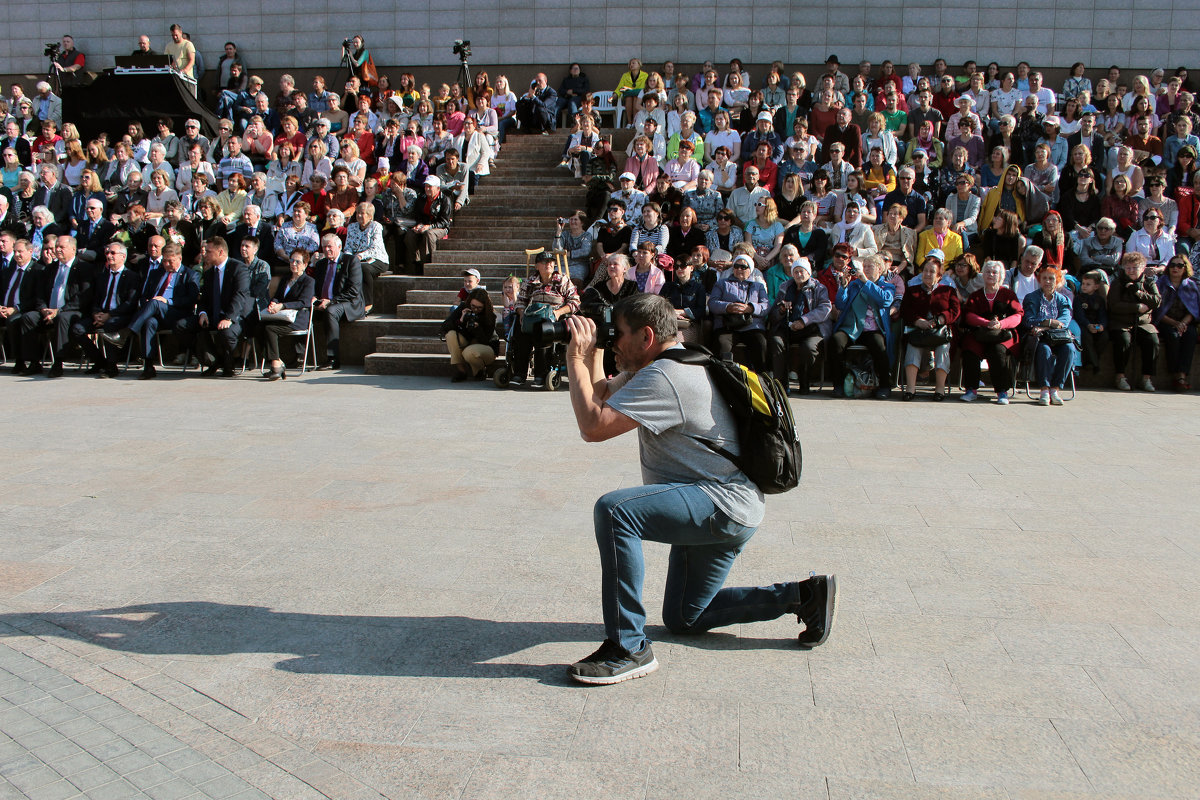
[606,351,765,527]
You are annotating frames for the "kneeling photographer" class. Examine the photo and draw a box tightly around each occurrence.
[581,254,638,375]
[509,251,579,387]
[561,293,836,685]
[440,287,498,382]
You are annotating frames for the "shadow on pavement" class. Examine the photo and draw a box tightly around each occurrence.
[0,603,795,684]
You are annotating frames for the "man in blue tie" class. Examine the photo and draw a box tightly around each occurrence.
[0,239,41,374]
[127,244,199,380]
[71,243,140,378]
[26,236,90,377]
[176,236,250,377]
[310,233,363,370]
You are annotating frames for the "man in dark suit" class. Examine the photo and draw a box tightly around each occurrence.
[73,198,115,264]
[24,235,91,377]
[0,232,14,275]
[310,233,363,369]
[127,243,199,379]
[0,239,43,374]
[226,204,275,266]
[0,195,26,239]
[0,120,33,168]
[31,164,72,226]
[72,242,141,378]
[176,236,250,377]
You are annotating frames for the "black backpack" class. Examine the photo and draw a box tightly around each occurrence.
[655,345,802,494]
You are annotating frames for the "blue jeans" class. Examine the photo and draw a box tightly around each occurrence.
[1035,340,1074,388]
[594,483,797,653]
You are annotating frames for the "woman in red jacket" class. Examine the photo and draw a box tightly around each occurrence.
[958,259,1024,404]
[899,256,961,400]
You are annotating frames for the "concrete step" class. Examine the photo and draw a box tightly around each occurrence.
[375,335,508,356]
[407,288,497,305]
[388,303,462,320]
[364,352,455,376]
[437,250,537,263]
[406,276,517,290]
[440,239,550,251]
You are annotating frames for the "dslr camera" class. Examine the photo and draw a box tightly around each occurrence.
[533,304,617,349]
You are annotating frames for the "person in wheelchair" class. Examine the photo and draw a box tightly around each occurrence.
[509,251,579,388]
[898,255,960,401]
[1020,265,1075,406]
[441,287,498,382]
[768,256,831,395]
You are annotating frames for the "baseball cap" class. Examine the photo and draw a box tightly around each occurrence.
[756,111,773,122]
[619,171,635,181]
[463,268,481,279]
[425,175,441,187]
[925,248,945,262]
[732,254,754,269]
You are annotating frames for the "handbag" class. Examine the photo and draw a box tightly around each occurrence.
[258,308,298,324]
[907,323,951,348]
[362,55,379,86]
[972,326,1011,344]
[1040,328,1075,345]
[520,302,556,334]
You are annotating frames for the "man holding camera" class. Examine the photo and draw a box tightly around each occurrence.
[516,73,557,135]
[562,293,836,685]
[50,36,85,89]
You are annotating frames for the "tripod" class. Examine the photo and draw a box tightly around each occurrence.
[456,56,471,96]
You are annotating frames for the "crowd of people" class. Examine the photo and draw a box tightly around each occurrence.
[0,30,538,378]
[519,55,1199,398]
[1,38,1197,394]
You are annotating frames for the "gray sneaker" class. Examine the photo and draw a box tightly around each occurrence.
[568,640,658,685]
[796,574,838,649]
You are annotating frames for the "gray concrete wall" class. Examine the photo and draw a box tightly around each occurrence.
[3,0,1196,77]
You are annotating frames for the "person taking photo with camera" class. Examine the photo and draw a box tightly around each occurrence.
[562,293,836,685]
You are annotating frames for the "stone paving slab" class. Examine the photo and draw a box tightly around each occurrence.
[0,370,1197,798]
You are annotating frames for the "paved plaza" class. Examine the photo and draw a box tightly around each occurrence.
[0,369,1197,799]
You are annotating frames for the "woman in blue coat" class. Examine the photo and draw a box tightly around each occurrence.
[1020,266,1074,405]
[828,254,896,398]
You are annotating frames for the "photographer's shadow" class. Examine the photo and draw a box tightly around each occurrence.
[0,602,796,683]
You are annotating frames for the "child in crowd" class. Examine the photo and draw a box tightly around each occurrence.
[1073,269,1108,373]
[458,268,481,303]
[501,275,521,339]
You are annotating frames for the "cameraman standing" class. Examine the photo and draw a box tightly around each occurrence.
[342,36,376,89]
[51,35,85,89]
[562,294,836,685]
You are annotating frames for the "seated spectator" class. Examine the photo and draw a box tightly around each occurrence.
[344,201,388,313]
[658,253,706,344]
[509,251,579,387]
[440,286,498,382]
[666,206,706,264]
[708,253,769,370]
[1020,265,1075,405]
[979,209,1026,271]
[768,255,831,394]
[274,201,320,262]
[959,259,1023,404]
[783,200,829,268]
[629,202,669,255]
[582,253,639,373]
[916,208,964,264]
[1101,174,1140,238]
[215,172,248,227]
[553,211,594,285]
[947,252,984,302]
[683,170,724,230]
[1155,255,1199,391]
[827,253,895,398]
[1073,269,1109,373]
[830,201,876,260]
[947,173,982,244]
[1103,251,1162,392]
[1127,208,1175,273]
[402,175,452,274]
[310,233,364,370]
[899,255,961,400]
[175,236,251,377]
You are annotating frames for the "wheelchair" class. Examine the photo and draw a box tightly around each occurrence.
[492,315,569,391]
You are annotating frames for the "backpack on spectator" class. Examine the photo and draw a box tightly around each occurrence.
[655,345,802,494]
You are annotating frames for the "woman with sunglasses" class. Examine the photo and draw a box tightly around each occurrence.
[1155,256,1199,391]
[1127,208,1175,273]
